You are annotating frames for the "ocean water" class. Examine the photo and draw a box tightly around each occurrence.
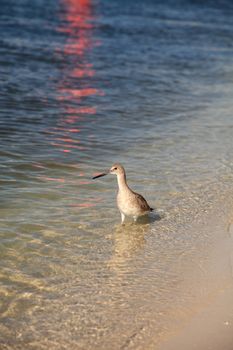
[0,0,233,349]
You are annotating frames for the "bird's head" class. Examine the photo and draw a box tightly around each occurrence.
[109,163,125,176]
[92,163,125,179]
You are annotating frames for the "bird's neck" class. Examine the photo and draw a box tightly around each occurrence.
[117,173,129,192]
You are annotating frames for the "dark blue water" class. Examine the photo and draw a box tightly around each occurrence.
[0,0,233,349]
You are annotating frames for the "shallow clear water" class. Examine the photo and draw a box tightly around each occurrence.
[0,0,233,348]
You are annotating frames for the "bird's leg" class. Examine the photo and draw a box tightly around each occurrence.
[121,212,126,225]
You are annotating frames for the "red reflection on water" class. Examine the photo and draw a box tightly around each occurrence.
[59,88,103,100]
[68,128,81,133]
[72,66,94,78]
[53,0,103,155]
[71,202,96,208]
[70,197,103,208]
[59,0,102,59]
[65,106,96,115]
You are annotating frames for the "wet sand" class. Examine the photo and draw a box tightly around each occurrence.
[158,285,233,350]
[156,208,233,350]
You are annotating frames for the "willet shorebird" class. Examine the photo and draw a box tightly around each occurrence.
[93,163,154,224]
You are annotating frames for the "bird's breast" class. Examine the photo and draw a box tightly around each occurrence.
[117,190,144,216]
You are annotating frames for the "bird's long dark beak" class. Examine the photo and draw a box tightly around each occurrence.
[92,172,107,180]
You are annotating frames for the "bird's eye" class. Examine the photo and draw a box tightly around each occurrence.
[114,167,117,170]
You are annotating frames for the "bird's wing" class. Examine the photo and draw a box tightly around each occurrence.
[134,192,151,211]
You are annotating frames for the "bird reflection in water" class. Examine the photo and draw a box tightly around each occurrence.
[107,224,148,277]
[108,213,162,274]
